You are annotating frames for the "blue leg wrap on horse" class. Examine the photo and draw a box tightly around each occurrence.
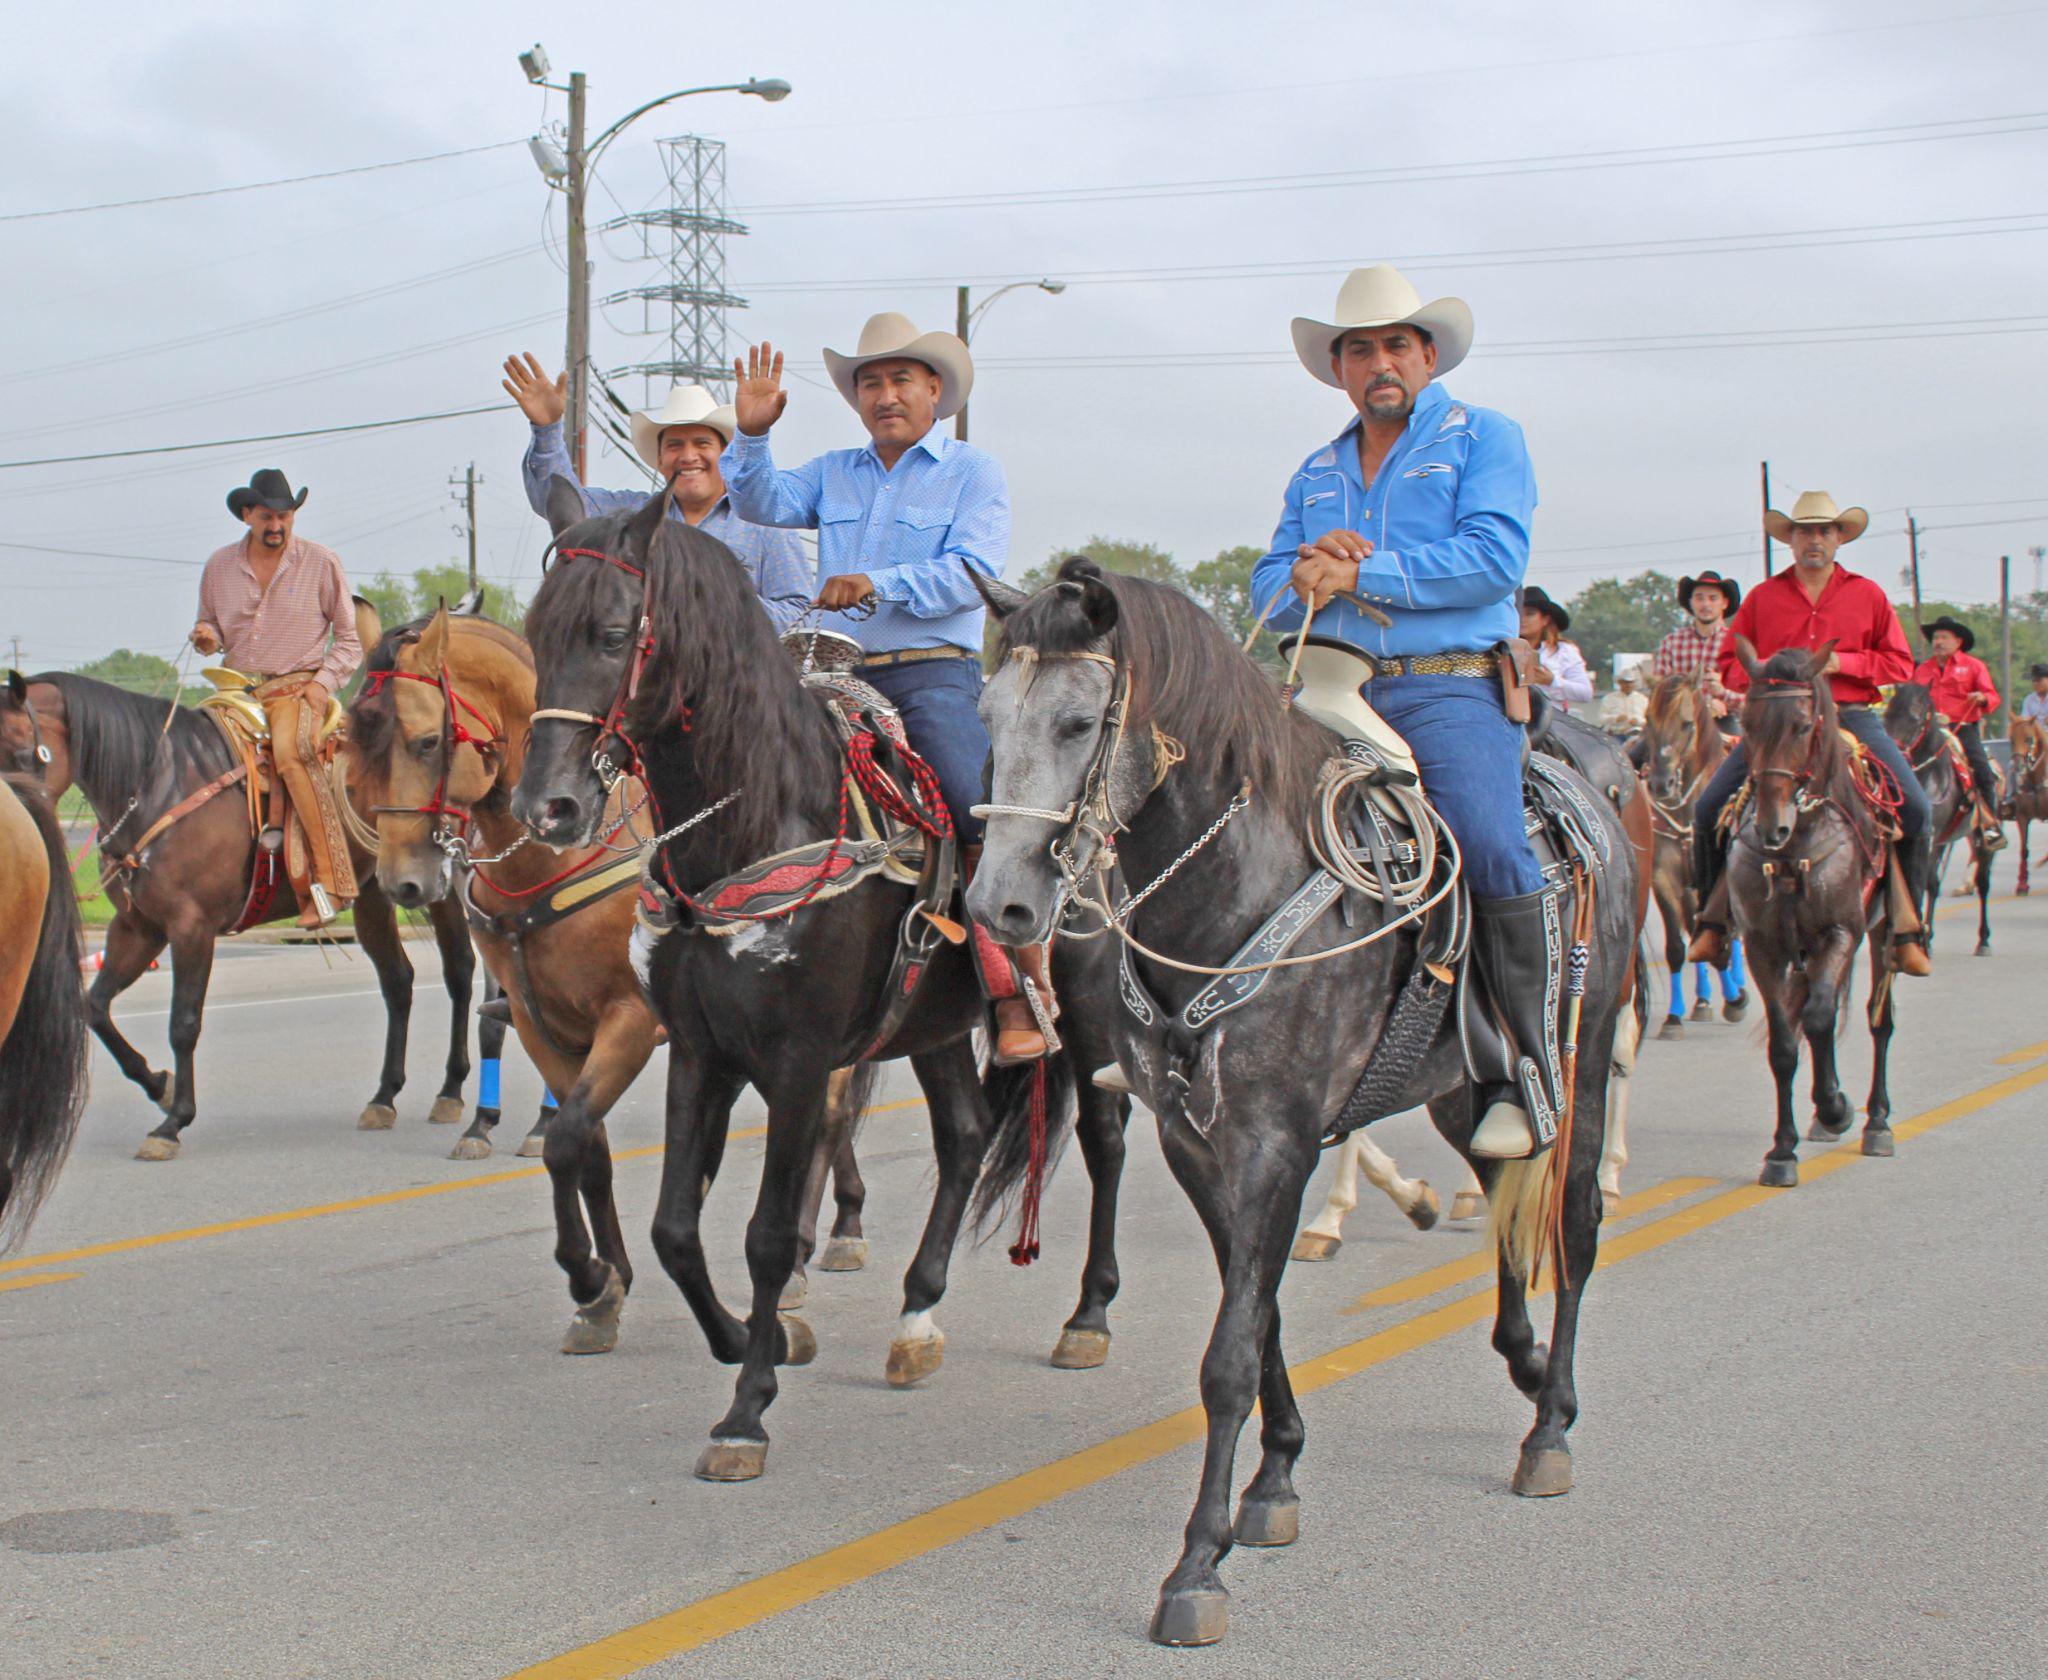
[1724,938,1748,994]
[1668,974,1685,1019]
[542,1090,559,1114]
[1695,962,1713,1003]
[479,1059,501,1109]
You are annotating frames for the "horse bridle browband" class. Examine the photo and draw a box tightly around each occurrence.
[8,686,53,776]
[530,545,661,787]
[362,667,504,851]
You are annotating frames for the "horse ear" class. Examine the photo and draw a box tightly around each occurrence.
[966,562,1031,620]
[623,484,668,563]
[1733,635,1761,680]
[6,670,24,703]
[1078,574,1119,638]
[415,604,451,677]
[1810,639,1839,678]
[544,474,586,538]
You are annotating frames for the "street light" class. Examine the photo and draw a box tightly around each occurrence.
[520,48,793,475]
[954,280,1064,441]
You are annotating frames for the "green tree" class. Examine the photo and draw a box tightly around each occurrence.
[1563,571,1681,687]
[1187,544,1284,670]
[357,571,414,636]
[409,562,524,626]
[1021,537,1183,594]
[74,648,206,708]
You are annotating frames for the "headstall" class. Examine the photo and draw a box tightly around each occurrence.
[531,545,669,788]
[362,668,503,853]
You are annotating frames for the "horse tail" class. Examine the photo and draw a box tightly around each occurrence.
[968,1051,1079,1244]
[0,776,90,1253]
[1485,1153,1558,1290]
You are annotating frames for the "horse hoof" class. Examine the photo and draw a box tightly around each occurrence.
[1689,999,1714,1022]
[1601,1189,1621,1220]
[885,1332,945,1387]
[1975,940,1991,956]
[1512,1446,1574,1498]
[134,1134,179,1162]
[778,1313,817,1367]
[1405,1181,1441,1231]
[1862,1129,1896,1158]
[1050,1328,1111,1370]
[1759,1159,1799,1188]
[1657,1018,1684,1042]
[1232,1496,1299,1547]
[1450,1190,1487,1221]
[562,1272,626,1355]
[1290,1231,1341,1262]
[1150,1588,1229,1647]
[449,1135,492,1161]
[357,1103,397,1131]
[515,1132,546,1159]
[695,1438,767,1482]
[818,1236,867,1272]
[1807,1116,1849,1142]
[780,1270,808,1310]
[1722,994,1749,1023]
[427,1095,465,1125]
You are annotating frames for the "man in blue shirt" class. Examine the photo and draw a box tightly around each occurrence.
[1251,265,1556,1160]
[723,314,1053,1062]
[502,355,812,631]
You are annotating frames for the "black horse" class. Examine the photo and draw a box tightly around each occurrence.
[1884,681,1993,956]
[966,560,1639,1646]
[511,483,1129,1479]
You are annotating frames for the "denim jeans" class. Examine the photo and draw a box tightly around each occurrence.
[1367,673,1544,899]
[1954,721,2000,805]
[862,654,990,846]
[1695,702,1932,844]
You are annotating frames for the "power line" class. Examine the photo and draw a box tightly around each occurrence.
[0,139,525,225]
[0,404,508,471]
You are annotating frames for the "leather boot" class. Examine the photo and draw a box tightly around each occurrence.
[1468,887,1568,1160]
[1685,824,1732,967]
[1893,834,1934,977]
[1977,801,2008,850]
[993,941,1056,1066]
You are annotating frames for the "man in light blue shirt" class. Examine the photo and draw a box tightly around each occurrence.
[1252,265,1557,1160]
[723,313,1052,1062]
[502,356,812,632]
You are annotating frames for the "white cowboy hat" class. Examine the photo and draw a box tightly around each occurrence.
[1291,265,1474,387]
[822,312,974,421]
[629,384,737,471]
[1764,489,1869,545]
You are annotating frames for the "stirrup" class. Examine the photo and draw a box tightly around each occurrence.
[1092,1062,1134,1095]
[1470,1095,1538,1159]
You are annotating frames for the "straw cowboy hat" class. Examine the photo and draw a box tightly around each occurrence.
[629,384,737,471]
[1764,489,1869,545]
[822,312,974,421]
[1677,569,1742,613]
[227,468,308,517]
[1290,265,1474,387]
[1920,614,1977,653]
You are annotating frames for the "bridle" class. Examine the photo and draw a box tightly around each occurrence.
[530,545,662,788]
[5,686,53,778]
[361,667,504,857]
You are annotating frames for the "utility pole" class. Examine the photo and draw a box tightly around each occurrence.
[564,71,591,482]
[955,285,972,442]
[1907,511,1924,649]
[449,464,482,591]
[2030,543,2046,596]
[2001,554,2013,737]
[1759,461,1772,578]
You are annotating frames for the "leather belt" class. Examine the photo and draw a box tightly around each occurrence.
[1363,651,1499,680]
[858,646,975,671]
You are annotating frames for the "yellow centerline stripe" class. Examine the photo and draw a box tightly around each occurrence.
[0,1097,926,1277]
[0,1270,80,1294]
[503,1055,2045,1680]
[1994,1038,2048,1065]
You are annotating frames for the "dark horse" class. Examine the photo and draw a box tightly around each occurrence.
[1729,640,1902,1186]
[0,667,485,1158]
[1884,681,1992,956]
[966,560,1638,1647]
[511,485,1129,1478]
[0,773,90,1250]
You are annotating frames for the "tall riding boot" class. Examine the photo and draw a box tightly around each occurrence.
[1468,887,1569,1160]
[1893,834,1935,977]
[1685,823,1732,967]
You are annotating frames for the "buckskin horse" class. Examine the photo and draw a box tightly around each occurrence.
[0,657,486,1159]
[967,559,1639,1647]
[1728,639,1905,1186]
[1884,680,1993,955]
[511,484,1130,1479]
[0,773,90,1250]
[2009,714,2048,893]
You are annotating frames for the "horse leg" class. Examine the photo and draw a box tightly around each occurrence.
[696,1065,829,1482]
[1052,1078,1130,1368]
[647,1051,751,1365]
[2017,821,2032,893]
[142,922,217,1160]
[423,894,475,1124]
[1976,838,1994,954]
[516,1088,557,1159]
[1653,877,1687,1039]
[820,1121,870,1269]
[546,1010,656,1355]
[1801,950,1854,1141]
[1722,937,1750,1018]
[455,974,509,1160]
[1292,1131,1363,1260]
[1863,946,1897,1158]
[886,1041,990,1387]
[348,885,411,1131]
[1759,985,1803,1187]
[1598,1002,1640,1217]
[1449,1156,1487,1221]
[87,912,170,1111]
[787,1066,858,1308]
[1233,1303,1306,1547]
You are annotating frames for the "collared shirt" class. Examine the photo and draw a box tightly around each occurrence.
[1539,639,1594,709]
[1599,688,1648,733]
[1913,651,2000,726]
[721,424,1008,655]
[1717,564,1914,707]
[1653,620,1729,683]
[523,422,815,633]
[1250,381,1537,659]
[197,535,360,692]
[2024,690,2048,724]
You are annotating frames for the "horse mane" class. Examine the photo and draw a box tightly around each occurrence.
[31,671,226,814]
[999,558,1324,809]
[1644,673,1696,732]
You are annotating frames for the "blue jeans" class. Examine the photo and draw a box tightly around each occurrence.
[1696,703,1931,843]
[862,655,990,847]
[1368,674,1544,899]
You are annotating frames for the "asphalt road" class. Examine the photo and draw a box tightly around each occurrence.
[3,855,2044,1679]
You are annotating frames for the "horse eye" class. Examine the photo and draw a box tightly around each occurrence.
[600,627,630,652]
[409,735,439,760]
[1057,715,1096,742]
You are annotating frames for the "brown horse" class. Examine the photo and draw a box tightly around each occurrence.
[1884,681,1992,955]
[1728,640,1901,1186]
[2006,715,2048,894]
[0,664,486,1159]
[0,773,90,1250]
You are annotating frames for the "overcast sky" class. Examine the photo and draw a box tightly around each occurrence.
[6,0,2046,671]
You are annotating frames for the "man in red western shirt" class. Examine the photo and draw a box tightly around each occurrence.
[1913,614,2006,846]
[1688,490,1932,975]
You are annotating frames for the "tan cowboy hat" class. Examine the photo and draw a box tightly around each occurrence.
[1291,265,1474,387]
[822,312,974,420]
[1764,489,1869,545]
[629,384,737,470]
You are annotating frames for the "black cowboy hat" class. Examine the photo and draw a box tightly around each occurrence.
[2032,663,2048,681]
[1519,584,1570,633]
[1920,614,1977,653]
[226,468,309,518]
[1677,570,1741,613]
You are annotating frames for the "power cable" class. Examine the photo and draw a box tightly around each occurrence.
[0,404,508,471]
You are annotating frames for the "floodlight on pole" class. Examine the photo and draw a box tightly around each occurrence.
[518,44,551,85]
[527,134,568,184]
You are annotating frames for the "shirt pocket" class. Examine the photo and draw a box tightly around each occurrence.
[817,495,866,564]
[892,504,953,566]
[1296,472,1349,545]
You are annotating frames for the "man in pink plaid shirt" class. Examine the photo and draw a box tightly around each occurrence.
[1653,570,1739,722]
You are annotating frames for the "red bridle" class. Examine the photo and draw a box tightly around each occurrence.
[530,545,670,783]
[362,667,504,837]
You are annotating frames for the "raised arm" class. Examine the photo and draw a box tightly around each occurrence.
[722,343,826,529]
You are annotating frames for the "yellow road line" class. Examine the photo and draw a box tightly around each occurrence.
[0,1270,80,1294]
[0,1097,926,1278]
[1994,1039,2048,1065]
[505,1058,2042,1680]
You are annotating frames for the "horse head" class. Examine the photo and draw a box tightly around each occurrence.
[1882,680,1937,762]
[1736,636,1839,852]
[1640,675,1698,804]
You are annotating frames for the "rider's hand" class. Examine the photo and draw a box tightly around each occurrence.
[1531,661,1555,686]
[1822,651,1842,676]
[190,622,222,655]
[300,680,331,715]
[1971,690,1995,707]
[817,573,874,611]
[501,352,568,427]
[733,343,789,436]
[1290,532,1368,612]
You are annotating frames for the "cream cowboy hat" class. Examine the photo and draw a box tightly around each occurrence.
[1764,489,1869,545]
[1291,265,1474,387]
[822,312,974,421]
[629,384,737,471]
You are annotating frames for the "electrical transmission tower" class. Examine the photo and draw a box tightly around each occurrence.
[602,134,748,406]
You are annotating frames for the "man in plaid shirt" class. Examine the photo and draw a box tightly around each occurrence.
[1654,570,1739,722]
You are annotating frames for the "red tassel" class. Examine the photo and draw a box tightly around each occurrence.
[1008,1061,1049,1266]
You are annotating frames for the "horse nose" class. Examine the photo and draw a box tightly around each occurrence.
[387,876,426,910]
[991,899,1040,945]
[521,792,585,842]
[1763,820,1793,849]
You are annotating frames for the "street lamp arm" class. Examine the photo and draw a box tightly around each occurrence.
[587,82,774,166]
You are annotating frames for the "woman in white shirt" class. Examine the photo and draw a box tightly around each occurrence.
[1520,585,1594,710]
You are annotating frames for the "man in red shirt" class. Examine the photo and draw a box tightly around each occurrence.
[1687,490,1932,975]
[1913,614,2006,845]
